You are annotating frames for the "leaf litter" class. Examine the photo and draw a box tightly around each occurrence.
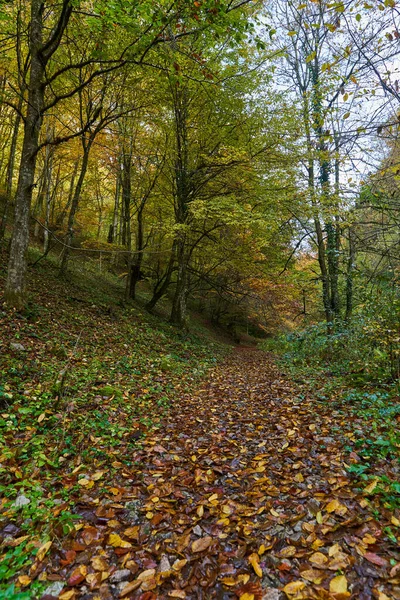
[2,346,400,599]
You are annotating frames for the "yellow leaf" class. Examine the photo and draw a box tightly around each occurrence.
[309,552,328,566]
[239,594,254,600]
[221,577,236,586]
[208,493,218,502]
[146,512,154,519]
[364,479,378,494]
[270,508,280,517]
[325,499,340,513]
[192,536,212,552]
[283,581,306,597]
[300,569,323,584]
[137,569,156,582]
[196,505,204,517]
[92,471,104,481]
[59,592,76,600]
[77,478,90,487]
[258,544,266,555]
[329,575,348,593]
[316,511,323,524]
[91,556,109,571]
[18,575,31,586]
[37,541,52,562]
[37,413,45,423]
[172,559,187,571]
[362,534,376,545]
[108,533,132,548]
[391,516,400,527]
[294,473,304,483]
[168,592,186,599]
[222,505,232,515]
[248,552,262,577]
[279,546,296,557]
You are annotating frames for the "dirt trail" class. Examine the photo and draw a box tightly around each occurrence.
[44,350,399,600]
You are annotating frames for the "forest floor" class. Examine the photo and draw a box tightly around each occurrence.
[1,251,400,600]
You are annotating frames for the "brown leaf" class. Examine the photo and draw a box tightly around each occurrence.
[364,552,388,567]
[191,536,212,552]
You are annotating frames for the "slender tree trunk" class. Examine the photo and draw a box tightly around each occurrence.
[43,153,54,254]
[0,101,24,242]
[146,241,176,311]
[345,225,355,322]
[128,206,144,300]
[59,143,91,275]
[120,154,131,247]
[108,172,120,244]
[57,160,79,227]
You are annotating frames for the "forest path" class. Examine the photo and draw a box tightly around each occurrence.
[52,349,398,600]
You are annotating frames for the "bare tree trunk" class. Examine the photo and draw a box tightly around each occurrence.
[5,0,46,309]
[170,236,188,326]
[5,0,72,308]
[128,206,144,300]
[146,241,176,312]
[59,144,91,275]
[345,225,355,322]
[0,100,24,242]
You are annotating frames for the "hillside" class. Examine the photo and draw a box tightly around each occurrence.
[0,248,399,600]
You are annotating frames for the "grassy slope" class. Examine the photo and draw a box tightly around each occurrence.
[0,248,230,597]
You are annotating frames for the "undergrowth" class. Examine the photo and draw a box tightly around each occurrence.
[0,248,229,597]
[262,319,400,512]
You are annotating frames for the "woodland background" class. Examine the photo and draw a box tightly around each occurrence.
[0,0,398,368]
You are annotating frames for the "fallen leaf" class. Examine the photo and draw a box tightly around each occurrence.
[108,533,132,548]
[248,552,262,577]
[309,552,328,566]
[364,552,388,567]
[191,536,212,552]
[68,565,87,586]
[37,540,52,562]
[329,575,348,593]
[283,581,306,597]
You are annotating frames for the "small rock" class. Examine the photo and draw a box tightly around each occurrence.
[43,582,64,597]
[193,525,202,536]
[110,569,131,583]
[159,555,171,573]
[10,342,26,352]
[13,494,30,508]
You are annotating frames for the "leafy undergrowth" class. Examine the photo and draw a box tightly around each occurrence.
[261,327,400,518]
[0,251,227,599]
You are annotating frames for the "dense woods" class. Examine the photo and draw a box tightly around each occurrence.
[0,0,398,345]
[0,0,399,598]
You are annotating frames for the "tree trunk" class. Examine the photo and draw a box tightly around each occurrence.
[120,154,131,247]
[170,237,188,327]
[128,206,144,300]
[345,225,355,322]
[59,143,91,275]
[0,102,23,242]
[146,242,176,311]
[5,0,45,309]
[5,0,72,307]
